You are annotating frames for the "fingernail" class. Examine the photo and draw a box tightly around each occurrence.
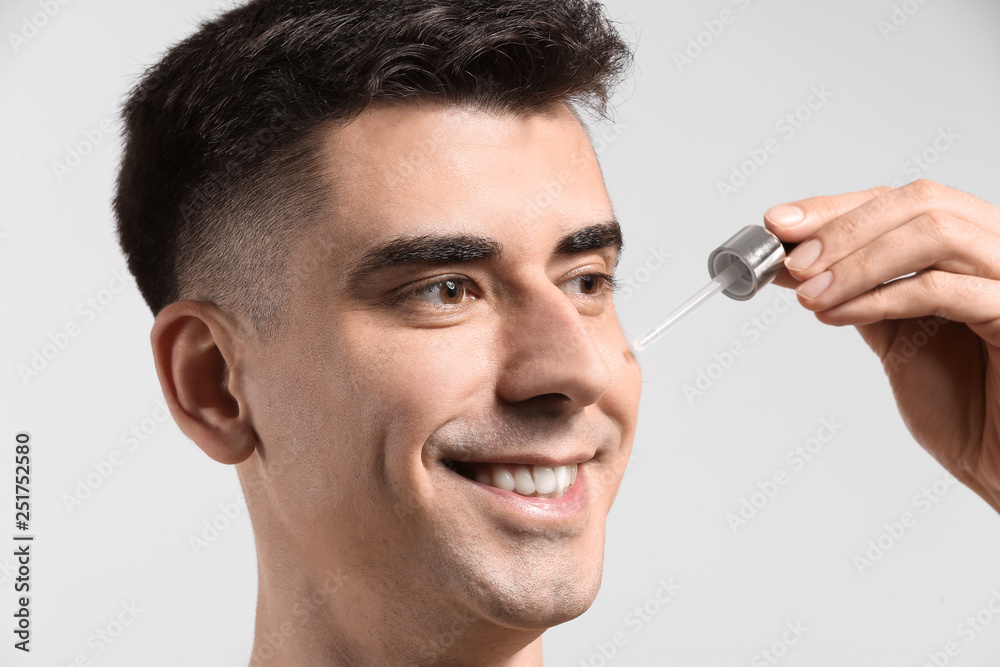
[785,238,822,272]
[765,204,805,228]
[797,270,832,300]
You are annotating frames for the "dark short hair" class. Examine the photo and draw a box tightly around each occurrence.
[114,0,632,338]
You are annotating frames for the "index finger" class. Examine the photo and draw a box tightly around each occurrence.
[764,186,893,288]
[763,186,894,243]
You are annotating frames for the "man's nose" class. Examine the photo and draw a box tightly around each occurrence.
[494,282,611,412]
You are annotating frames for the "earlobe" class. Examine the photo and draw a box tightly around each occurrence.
[150,300,258,465]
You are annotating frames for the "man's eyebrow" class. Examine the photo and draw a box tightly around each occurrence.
[344,219,624,289]
[554,219,623,268]
[345,234,503,290]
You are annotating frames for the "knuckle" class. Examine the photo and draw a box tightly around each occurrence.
[824,209,880,241]
[918,269,985,301]
[907,179,941,205]
[963,275,990,298]
[867,280,894,314]
[836,212,867,242]
[919,269,952,295]
[850,244,882,277]
[844,191,894,238]
[917,210,958,246]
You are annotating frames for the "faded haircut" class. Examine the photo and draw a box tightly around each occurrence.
[114,0,633,339]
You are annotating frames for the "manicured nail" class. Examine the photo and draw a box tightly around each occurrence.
[785,238,822,272]
[765,204,805,227]
[797,271,832,300]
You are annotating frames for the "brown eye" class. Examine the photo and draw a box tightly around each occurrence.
[410,278,470,306]
[579,275,600,294]
[565,273,614,296]
[440,279,463,304]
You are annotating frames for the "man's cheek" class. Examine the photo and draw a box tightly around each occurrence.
[375,333,492,393]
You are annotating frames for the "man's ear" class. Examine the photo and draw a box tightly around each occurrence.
[150,300,258,465]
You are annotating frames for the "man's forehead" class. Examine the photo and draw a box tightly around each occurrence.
[298,99,613,275]
[327,98,584,148]
[318,99,596,192]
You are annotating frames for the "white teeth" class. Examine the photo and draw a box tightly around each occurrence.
[533,466,556,494]
[492,466,516,492]
[513,466,536,495]
[464,462,579,498]
[554,465,570,491]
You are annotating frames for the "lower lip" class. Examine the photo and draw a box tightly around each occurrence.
[463,466,588,523]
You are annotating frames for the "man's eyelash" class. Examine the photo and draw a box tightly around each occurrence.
[383,276,467,305]
[396,272,620,304]
[588,272,620,293]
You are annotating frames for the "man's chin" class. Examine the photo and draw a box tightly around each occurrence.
[485,577,603,631]
[410,459,612,630]
[461,545,606,632]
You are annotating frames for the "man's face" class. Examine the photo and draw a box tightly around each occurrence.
[239,101,641,631]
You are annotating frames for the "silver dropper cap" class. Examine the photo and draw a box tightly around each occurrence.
[631,225,796,351]
[707,225,790,301]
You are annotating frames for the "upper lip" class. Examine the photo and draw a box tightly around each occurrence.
[429,421,613,469]
[442,453,593,467]
[435,439,599,468]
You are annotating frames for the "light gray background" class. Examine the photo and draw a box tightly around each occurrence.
[2,0,999,665]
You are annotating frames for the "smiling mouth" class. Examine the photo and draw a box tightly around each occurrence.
[442,460,579,499]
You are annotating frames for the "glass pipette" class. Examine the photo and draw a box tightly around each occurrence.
[633,263,742,351]
[632,225,797,352]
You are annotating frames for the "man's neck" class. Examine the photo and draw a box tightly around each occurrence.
[246,560,547,666]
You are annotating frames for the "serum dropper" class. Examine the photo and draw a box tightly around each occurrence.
[633,226,797,351]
